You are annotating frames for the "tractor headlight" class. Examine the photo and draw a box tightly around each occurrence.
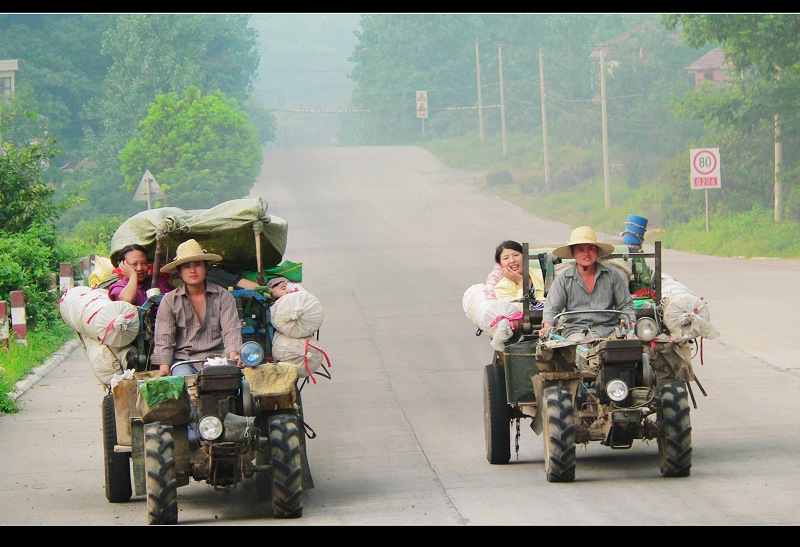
[240,341,265,367]
[635,317,658,342]
[198,415,224,441]
[605,379,629,402]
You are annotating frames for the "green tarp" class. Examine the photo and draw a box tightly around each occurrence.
[109,197,288,273]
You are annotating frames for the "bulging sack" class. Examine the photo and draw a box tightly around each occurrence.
[76,288,111,338]
[82,336,135,386]
[462,284,521,335]
[58,285,91,331]
[271,290,324,339]
[271,332,327,378]
[93,299,140,347]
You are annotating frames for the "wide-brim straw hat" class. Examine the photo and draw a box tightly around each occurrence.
[161,239,223,273]
[552,226,616,259]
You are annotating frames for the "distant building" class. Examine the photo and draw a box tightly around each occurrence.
[685,47,731,88]
[0,59,18,104]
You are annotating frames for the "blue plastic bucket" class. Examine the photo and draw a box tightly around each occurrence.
[623,214,648,245]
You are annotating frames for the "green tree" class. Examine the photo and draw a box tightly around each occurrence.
[119,85,262,209]
[0,113,86,329]
[81,14,263,219]
[663,14,800,221]
[0,14,116,160]
[0,111,62,232]
[348,13,690,149]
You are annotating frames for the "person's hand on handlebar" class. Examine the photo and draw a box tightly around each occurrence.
[228,351,243,368]
[539,322,553,340]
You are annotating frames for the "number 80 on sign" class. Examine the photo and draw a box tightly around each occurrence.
[690,148,721,189]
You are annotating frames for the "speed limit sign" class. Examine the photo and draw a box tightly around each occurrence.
[690,148,721,189]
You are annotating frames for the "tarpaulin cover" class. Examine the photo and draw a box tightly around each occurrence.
[109,197,288,272]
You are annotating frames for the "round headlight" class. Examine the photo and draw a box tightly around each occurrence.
[605,379,629,402]
[198,415,224,441]
[635,317,658,342]
[240,341,265,367]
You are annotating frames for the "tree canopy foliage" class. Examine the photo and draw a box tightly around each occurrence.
[664,14,800,220]
[120,85,263,209]
[348,13,800,222]
[349,13,700,151]
[0,14,274,226]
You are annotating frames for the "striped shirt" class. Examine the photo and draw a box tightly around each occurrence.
[150,282,243,366]
[542,262,635,338]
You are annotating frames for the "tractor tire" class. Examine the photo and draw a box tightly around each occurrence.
[483,363,511,464]
[543,385,576,483]
[268,413,303,518]
[657,380,692,477]
[144,422,178,525]
[102,393,132,503]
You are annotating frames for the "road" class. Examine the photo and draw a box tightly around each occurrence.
[1,145,799,526]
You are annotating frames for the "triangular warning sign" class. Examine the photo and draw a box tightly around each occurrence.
[417,92,427,101]
[133,169,166,201]
[418,103,427,112]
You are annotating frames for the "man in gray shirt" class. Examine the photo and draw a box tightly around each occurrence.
[151,239,243,376]
[540,226,635,340]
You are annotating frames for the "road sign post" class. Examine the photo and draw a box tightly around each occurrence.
[416,90,428,134]
[133,168,166,210]
[690,148,721,232]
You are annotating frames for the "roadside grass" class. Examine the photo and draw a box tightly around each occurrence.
[0,323,76,414]
[421,135,800,259]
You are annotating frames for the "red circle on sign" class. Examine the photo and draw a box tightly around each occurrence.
[693,150,717,175]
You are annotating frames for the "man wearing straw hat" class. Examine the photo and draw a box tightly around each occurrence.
[539,226,635,341]
[151,239,243,377]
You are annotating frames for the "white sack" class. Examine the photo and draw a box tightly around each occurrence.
[661,272,696,298]
[82,336,135,386]
[271,290,324,339]
[462,284,521,347]
[271,332,326,378]
[93,300,140,347]
[58,285,91,331]
[76,288,111,338]
[662,292,720,340]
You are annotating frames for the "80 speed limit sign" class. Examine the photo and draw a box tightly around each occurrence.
[690,148,721,189]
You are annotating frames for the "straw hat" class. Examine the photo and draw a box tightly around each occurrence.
[161,239,222,272]
[552,226,615,259]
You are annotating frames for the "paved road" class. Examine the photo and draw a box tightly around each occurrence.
[2,146,799,526]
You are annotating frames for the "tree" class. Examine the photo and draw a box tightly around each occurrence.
[0,14,116,160]
[119,85,262,209]
[0,111,61,232]
[81,14,264,219]
[0,112,84,329]
[663,14,800,221]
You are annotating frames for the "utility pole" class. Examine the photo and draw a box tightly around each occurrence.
[599,47,611,208]
[498,43,507,158]
[539,49,550,186]
[775,112,783,222]
[475,39,485,143]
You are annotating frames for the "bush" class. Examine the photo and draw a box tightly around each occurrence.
[486,169,513,186]
[0,225,79,329]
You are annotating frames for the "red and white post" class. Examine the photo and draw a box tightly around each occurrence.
[60,262,74,292]
[0,300,8,348]
[10,290,27,346]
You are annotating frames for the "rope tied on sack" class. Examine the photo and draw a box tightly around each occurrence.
[101,312,138,345]
[303,338,332,384]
